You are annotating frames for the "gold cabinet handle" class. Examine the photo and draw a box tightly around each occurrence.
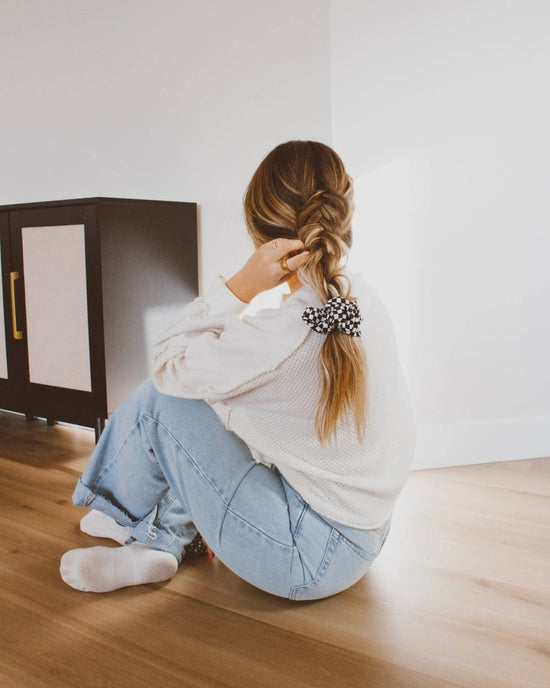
[10,271,23,340]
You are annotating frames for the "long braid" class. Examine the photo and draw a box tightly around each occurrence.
[295,189,367,444]
[243,140,368,444]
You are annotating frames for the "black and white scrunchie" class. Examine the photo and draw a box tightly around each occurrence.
[302,296,363,337]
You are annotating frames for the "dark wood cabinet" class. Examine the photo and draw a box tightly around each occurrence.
[0,197,197,440]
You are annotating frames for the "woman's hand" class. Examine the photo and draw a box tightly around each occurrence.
[225,238,310,303]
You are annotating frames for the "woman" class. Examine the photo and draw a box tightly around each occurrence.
[60,141,417,601]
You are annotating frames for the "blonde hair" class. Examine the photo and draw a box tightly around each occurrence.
[244,141,367,444]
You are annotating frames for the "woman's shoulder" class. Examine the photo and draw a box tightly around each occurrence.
[215,285,315,373]
[241,283,321,324]
[236,271,391,336]
[241,272,388,330]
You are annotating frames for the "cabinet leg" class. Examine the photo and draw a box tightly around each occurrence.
[95,418,105,443]
[46,418,56,427]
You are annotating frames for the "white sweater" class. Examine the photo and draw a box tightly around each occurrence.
[152,273,418,529]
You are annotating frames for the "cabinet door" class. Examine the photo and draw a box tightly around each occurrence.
[21,223,92,391]
[0,212,23,411]
[0,214,10,381]
[9,205,107,427]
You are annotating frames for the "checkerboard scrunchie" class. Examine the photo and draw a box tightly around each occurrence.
[302,297,363,337]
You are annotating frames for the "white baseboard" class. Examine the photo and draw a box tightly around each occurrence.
[411,414,550,470]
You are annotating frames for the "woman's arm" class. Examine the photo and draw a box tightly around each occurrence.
[152,239,309,400]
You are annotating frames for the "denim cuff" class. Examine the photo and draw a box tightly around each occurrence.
[72,477,187,562]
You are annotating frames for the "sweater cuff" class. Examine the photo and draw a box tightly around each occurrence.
[202,275,249,317]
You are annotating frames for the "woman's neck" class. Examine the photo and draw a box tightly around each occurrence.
[287,274,303,294]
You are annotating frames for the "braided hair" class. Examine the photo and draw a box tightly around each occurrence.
[243,141,367,444]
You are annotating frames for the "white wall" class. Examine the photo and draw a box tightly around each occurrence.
[331,0,550,467]
[0,0,331,295]
[3,0,549,469]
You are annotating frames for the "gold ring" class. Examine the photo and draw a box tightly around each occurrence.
[279,257,290,273]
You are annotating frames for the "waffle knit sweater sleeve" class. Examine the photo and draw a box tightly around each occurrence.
[152,273,418,529]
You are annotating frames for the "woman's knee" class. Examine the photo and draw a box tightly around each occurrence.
[132,379,185,416]
[135,381,221,441]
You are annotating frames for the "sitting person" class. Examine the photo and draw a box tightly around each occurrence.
[60,140,417,601]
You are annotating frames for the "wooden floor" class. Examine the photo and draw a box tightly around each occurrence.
[1,411,549,688]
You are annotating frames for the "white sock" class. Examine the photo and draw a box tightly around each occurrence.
[60,543,179,593]
[80,510,131,545]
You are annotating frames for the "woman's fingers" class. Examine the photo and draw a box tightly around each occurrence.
[268,238,305,259]
[266,238,310,274]
[227,237,311,301]
[284,250,310,272]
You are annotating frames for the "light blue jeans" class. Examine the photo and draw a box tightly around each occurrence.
[72,379,392,601]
